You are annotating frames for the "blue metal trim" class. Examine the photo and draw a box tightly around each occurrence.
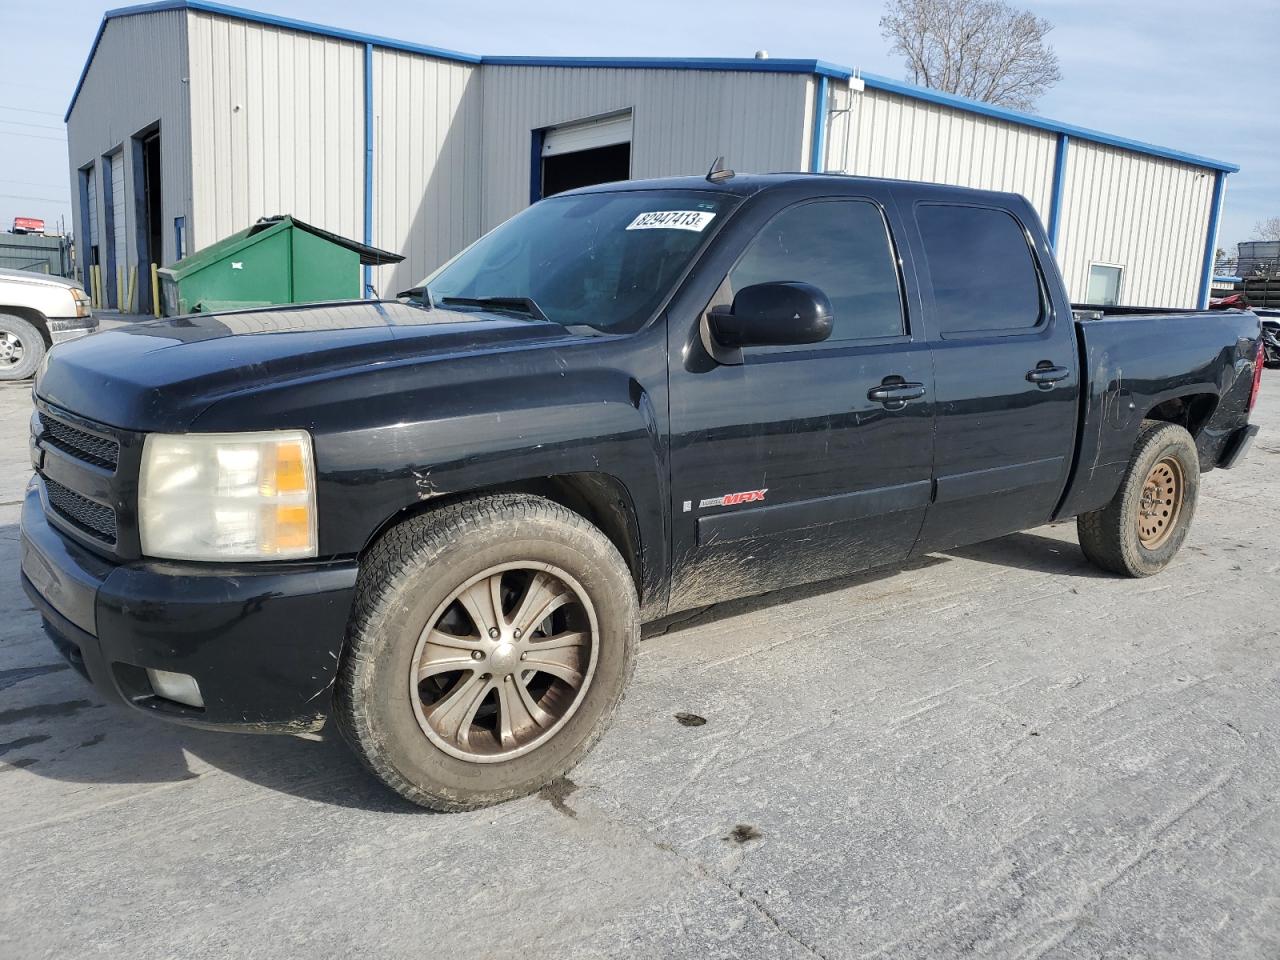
[363,42,373,298]
[1214,275,1242,283]
[1198,171,1226,309]
[484,56,851,79]
[809,75,828,173]
[529,127,545,204]
[66,2,1239,177]
[859,73,1238,174]
[1047,134,1069,249]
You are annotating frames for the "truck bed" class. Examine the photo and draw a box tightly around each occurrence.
[1055,307,1261,519]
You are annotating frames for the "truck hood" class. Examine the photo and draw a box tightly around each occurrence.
[36,300,589,431]
[0,267,79,290]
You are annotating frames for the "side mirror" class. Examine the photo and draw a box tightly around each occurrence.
[707,282,833,348]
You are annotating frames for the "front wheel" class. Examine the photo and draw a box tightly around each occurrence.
[336,494,639,810]
[0,313,46,382]
[1077,421,1200,577]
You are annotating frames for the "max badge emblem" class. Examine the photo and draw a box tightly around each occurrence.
[699,488,767,509]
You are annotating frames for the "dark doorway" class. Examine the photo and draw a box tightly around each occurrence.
[131,125,162,314]
[541,142,630,198]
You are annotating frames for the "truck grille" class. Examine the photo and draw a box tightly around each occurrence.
[38,413,120,471]
[43,476,118,545]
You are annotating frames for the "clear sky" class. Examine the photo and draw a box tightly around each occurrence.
[2,0,1275,255]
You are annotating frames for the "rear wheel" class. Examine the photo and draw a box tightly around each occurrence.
[336,494,638,810]
[1077,421,1200,577]
[0,313,45,382]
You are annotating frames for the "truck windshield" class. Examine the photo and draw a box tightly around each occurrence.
[422,190,736,334]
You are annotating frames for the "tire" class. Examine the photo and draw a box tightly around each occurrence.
[336,494,639,811]
[1077,421,1200,577]
[0,313,46,382]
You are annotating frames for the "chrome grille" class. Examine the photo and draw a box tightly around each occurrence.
[43,476,117,545]
[38,413,120,471]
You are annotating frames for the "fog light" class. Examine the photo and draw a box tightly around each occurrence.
[146,668,204,708]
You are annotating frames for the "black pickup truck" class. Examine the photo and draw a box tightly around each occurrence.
[21,173,1263,810]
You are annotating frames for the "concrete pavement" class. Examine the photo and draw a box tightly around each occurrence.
[1,367,1277,960]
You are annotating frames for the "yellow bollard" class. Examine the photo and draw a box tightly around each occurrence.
[127,265,137,313]
[92,265,102,309]
[116,265,123,311]
[151,263,161,318]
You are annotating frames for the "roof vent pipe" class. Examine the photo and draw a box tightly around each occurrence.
[754,50,768,59]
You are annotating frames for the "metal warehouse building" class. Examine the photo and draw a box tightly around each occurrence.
[67,0,1238,315]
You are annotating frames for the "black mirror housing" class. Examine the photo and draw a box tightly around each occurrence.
[708,281,834,348]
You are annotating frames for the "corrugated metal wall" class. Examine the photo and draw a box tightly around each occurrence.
[479,66,812,232]
[824,83,1215,307]
[186,11,364,252]
[370,49,482,295]
[65,8,191,278]
[825,85,1058,225]
[1056,140,1214,309]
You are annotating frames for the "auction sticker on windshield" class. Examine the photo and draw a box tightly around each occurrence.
[626,211,716,232]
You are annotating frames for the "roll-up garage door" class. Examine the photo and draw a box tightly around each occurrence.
[542,112,633,158]
[86,171,99,246]
[110,152,127,277]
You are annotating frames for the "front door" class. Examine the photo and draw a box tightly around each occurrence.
[666,188,936,612]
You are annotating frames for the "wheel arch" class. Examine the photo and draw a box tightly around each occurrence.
[1142,392,1219,438]
[0,306,52,346]
[359,471,658,615]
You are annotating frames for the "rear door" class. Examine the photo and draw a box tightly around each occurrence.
[665,185,935,611]
[900,192,1079,553]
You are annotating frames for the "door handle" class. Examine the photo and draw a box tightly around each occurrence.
[867,379,927,408]
[1026,364,1070,386]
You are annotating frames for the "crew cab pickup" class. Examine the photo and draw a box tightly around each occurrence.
[21,173,1264,810]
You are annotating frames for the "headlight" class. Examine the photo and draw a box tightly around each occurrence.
[138,431,317,561]
[70,287,92,317]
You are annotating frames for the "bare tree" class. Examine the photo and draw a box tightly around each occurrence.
[1252,217,1280,240]
[880,0,1062,111]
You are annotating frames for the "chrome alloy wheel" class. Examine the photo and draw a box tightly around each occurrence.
[409,562,599,763]
[0,331,24,367]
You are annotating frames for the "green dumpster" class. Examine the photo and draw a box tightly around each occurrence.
[157,215,403,316]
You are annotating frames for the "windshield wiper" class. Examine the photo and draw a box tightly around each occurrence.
[438,296,549,322]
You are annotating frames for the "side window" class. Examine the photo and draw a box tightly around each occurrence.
[915,204,1043,335]
[728,199,905,341]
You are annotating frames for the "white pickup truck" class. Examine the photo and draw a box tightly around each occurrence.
[0,268,95,381]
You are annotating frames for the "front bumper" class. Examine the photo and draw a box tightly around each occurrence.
[48,316,97,345]
[19,484,359,733]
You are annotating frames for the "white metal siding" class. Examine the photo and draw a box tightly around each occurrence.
[825,85,1058,223]
[186,11,364,253]
[479,66,812,232]
[65,9,191,272]
[370,48,482,295]
[1056,140,1214,308]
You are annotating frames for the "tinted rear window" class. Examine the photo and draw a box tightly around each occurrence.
[916,204,1043,335]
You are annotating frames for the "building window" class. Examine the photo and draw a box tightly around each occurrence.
[1087,263,1124,306]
